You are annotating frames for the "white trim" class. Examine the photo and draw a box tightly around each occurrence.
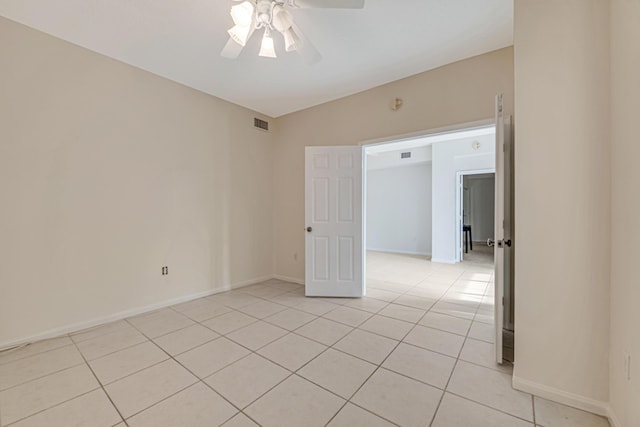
[229,275,273,289]
[430,257,457,264]
[606,406,622,427]
[512,375,609,417]
[273,274,305,285]
[0,275,274,351]
[367,248,431,257]
[359,118,496,148]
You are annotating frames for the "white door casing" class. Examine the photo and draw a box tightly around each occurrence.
[494,94,511,364]
[305,146,364,297]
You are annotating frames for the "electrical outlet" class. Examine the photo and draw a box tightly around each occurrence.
[623,352,631,381]
[161,266,168,276]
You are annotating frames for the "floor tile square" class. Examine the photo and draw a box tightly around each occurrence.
[89,341,168,385]
[403,325,465,357]
[263,308,316,331]
[202,311,257,335]
[238,300,288,319]
[245,375,344,427]
[211,292,262,309]
[152,323,219,356]
[104,359,197,418]
[0,336,73,365]
[364,289,402,303]
[70,320,133,343]
[468,321,495,343]
[431,301,477,320]
[258,333,326,371]
[0,364,99,426]
[382,343,455,389]
[295,318,353,346]
[227,321,288,351]
[333,329,397,365]
[298,348,376,399]
[534,396,610,427]
[352,368,442,427]
[419,312,471,336]
[447,361,533,421]
[172,300,232,322]
[0,345,84,391]
[295,299,339,315]
[359,315,414,340]
[432,392,533,427]
[393,295,437,310]
[76,327,147,360]
[8,389,121,427]
[128,309,195,338]
[344,298,389,313]
[323,306,372,327]
[327,403,395,427]
[378,304,426,323]
[459,338,511,373]
[176,337,250,378]
[127,382,237,427]
[205,353,289,408]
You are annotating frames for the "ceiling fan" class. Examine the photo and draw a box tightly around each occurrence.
[221,0,365,64]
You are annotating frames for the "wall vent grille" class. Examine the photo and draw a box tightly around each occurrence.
[254,118,269,131]
[401,152,411,159]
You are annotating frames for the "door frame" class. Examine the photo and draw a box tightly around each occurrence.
[360,118,496,291]
[455,169,496,262]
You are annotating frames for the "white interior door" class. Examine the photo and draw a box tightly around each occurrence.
[494,95,511,364]
[305,146,364,297]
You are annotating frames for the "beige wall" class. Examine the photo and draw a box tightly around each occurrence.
[513,0,611,410]
[610,0,640,425]
[0,17,274,347]
[273,47,514,282]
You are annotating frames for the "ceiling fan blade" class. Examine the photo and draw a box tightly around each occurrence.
[291,23,321,64]
[221,38,245,59]
[289,0,364,9]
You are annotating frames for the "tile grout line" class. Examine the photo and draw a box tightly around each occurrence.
[69,338,129,427]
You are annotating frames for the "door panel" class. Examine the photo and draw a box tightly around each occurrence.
[305,146,364,297]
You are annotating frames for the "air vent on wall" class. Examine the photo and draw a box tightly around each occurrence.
[400,152,411,159]
[254,117,269,131]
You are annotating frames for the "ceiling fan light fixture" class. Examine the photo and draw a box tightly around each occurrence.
[228,24,252,46]
[272,6,293,32]
[259,29,277,58]
[283,28,301,52]
[230,1,254,26]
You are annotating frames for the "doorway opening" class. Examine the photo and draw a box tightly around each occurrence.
[456,170,496,264]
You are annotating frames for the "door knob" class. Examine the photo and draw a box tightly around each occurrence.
[306,226,313,233]
[503,239,512,247]
[487,239,494,247]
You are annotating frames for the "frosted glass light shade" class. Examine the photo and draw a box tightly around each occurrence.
[228,24,251,46]
[283,28,300,52]
[272,6,293,32]
[259,32,277,58]
[230,1,254,26]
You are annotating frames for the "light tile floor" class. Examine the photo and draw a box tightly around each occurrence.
[0,252,610,426]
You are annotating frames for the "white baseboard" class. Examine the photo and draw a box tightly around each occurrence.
[0,275,274,352]
[229,275,274,289]
[366,248,431,257]
[0,288,215,351]
[430,257,457,264]
[606,406,622,427]
[512,375,609,418]
[273,274,305,285]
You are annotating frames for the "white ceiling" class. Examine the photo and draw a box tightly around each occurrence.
[0,0,513,117]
